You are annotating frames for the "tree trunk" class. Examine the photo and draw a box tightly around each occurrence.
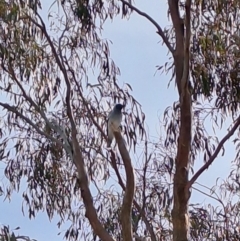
[172,86,191,241]
[168,1,192,240]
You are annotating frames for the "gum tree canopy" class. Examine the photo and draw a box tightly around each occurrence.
[0,0,240,241]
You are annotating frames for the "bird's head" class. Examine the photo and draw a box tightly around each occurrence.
[115,104,124,111]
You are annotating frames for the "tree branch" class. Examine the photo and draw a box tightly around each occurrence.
[119,0,174,54]
[61,44,116,241]
[27,13,115,241]
[168,0,184,94]
[62,41,110,241]
[192,186,224,206]
[113,131,134,241]
[3,65,73,158]
[110,151,157,241]
[180,0,191,95]
[187,116,240,189]
[141,141,149,225]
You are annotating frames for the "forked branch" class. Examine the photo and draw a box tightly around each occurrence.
[187,116,240,189]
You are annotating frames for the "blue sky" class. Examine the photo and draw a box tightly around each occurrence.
[0,0,236,240]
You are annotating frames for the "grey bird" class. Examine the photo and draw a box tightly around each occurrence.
[107,104,124,147]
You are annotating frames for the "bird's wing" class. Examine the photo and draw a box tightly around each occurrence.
[107,110,113,139]
[107,110,112,134]
[107,110,112,120]
[107,115,114,147]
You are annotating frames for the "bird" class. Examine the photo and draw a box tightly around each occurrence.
[107,104,124,147]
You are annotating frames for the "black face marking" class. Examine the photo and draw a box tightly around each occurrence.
[115,104,124,110]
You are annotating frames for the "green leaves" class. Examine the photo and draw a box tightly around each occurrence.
[0,225,36,241]
[191,0,240,113]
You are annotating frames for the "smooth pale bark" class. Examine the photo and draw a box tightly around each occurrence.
[114,131,135,241]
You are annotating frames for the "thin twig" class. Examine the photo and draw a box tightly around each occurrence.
[141,141,150,223]
[192,186,223,205]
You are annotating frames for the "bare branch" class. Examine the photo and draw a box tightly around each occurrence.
[187,116,240,189]
[63,48,116,241]
[168,0,183,50]
[113,131,134,241]
[110,151,157,241]
[73,144,115,241]
[119,0,174,54]
[62,34,111,240]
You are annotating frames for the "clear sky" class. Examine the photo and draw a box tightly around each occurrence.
[0,0,235,240]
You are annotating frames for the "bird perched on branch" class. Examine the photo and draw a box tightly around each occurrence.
[107,104,124,147]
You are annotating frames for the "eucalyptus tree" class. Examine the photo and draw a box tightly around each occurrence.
[1,1,240,241]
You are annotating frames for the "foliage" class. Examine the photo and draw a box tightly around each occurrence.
[0,225,36,241]
[0,0,240,241]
